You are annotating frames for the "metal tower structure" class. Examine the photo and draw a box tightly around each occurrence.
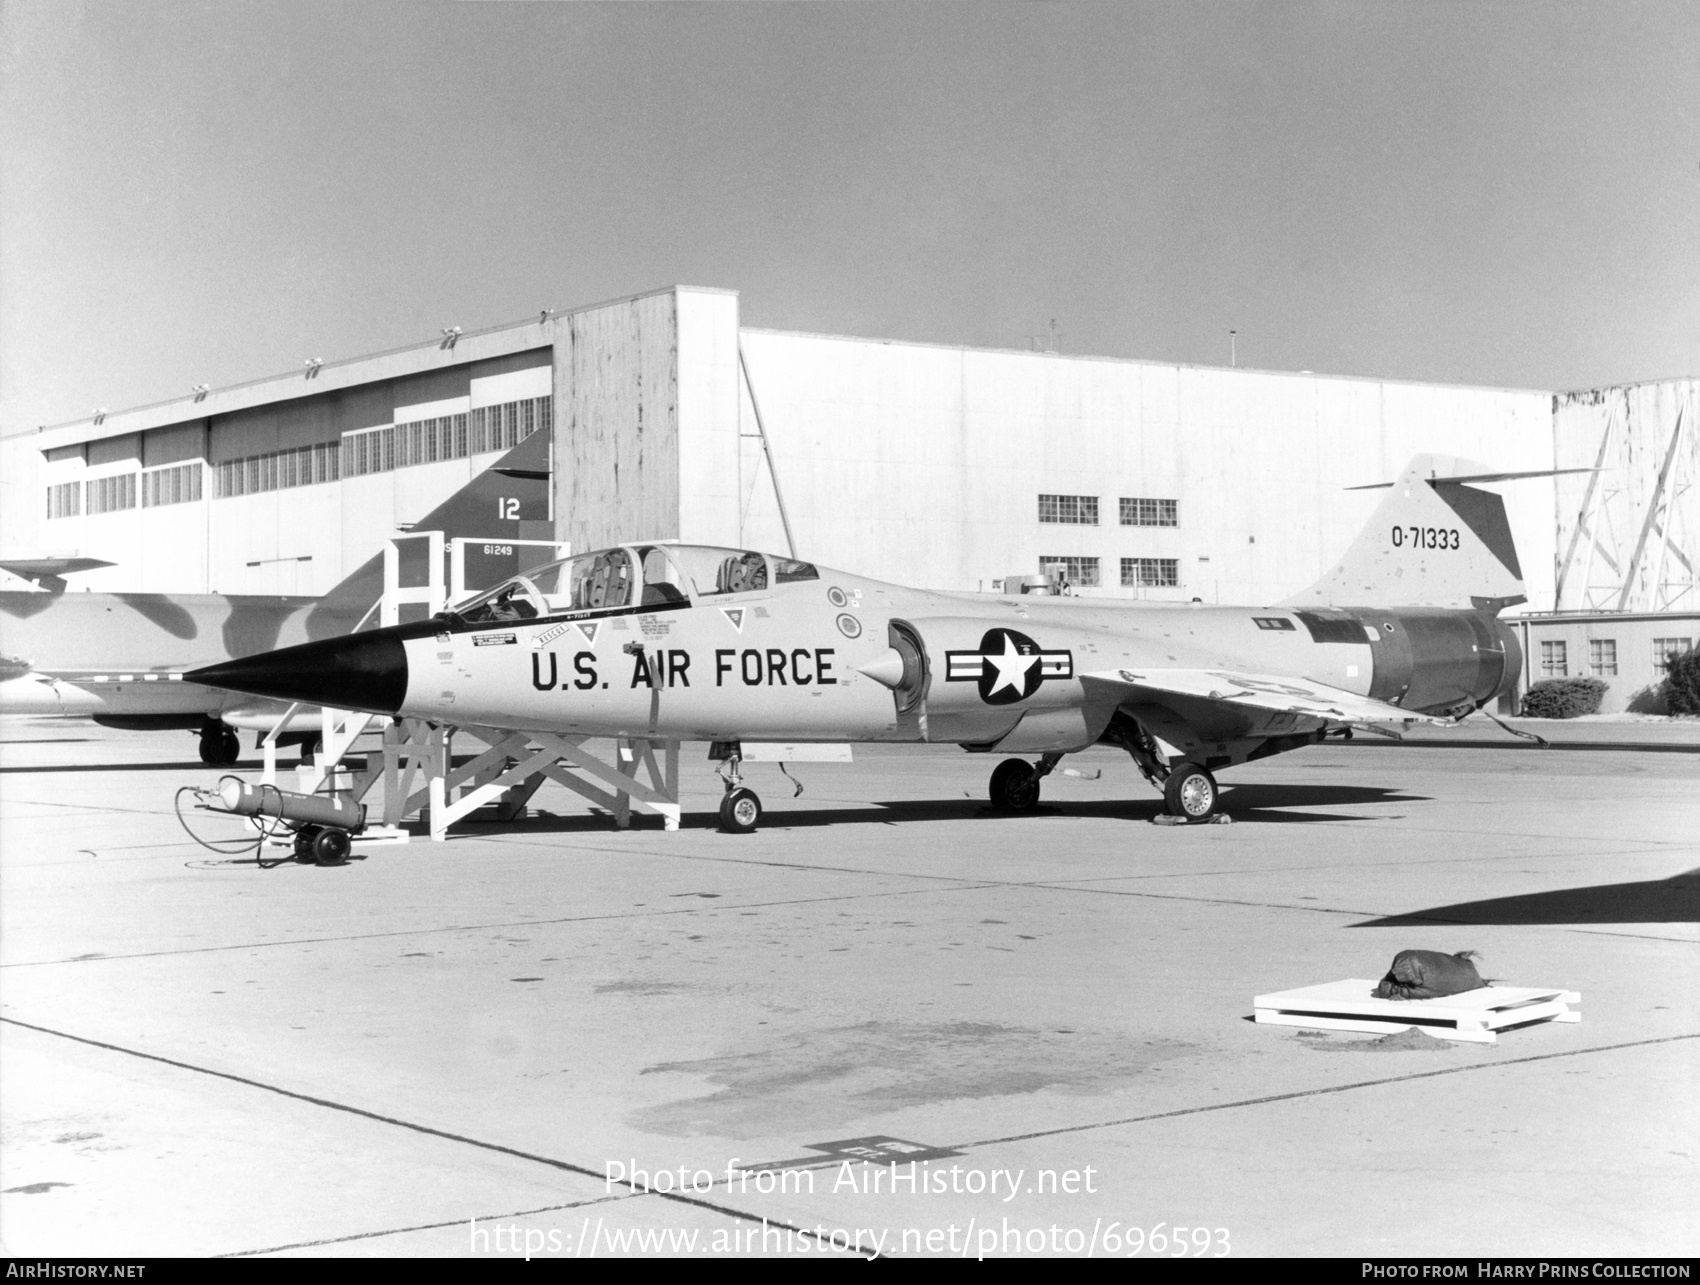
[1553,379,1697,613]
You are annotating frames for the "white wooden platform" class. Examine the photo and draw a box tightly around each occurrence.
[1253,978,1581,1044]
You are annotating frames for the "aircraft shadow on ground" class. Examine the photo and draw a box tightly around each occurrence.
[1218,782,1429,814]
[451,782,1427,836]
[0,752,493,776]
[0,760,258,774]
[1352,868,1700,926]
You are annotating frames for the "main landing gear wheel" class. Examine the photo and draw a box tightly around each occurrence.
[719,787,762,834]
[198,726,240,767]
[309,827,352,866]
[989,758,1041,811]
[1163,762,1219,822]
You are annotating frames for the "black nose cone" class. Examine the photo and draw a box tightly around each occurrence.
[188,627,412,713]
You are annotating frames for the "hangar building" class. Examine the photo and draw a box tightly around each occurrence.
[7,285,1695,709]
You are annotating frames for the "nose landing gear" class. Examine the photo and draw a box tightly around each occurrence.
[713,745,763,834]
[718,787,762,834]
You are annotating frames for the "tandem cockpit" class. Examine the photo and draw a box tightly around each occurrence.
[449,544,820,626]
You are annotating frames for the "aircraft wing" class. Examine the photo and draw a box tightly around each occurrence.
[1079,667,1455,726]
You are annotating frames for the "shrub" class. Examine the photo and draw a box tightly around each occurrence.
[1520,676,1607,719]
[1665,646,1700,716]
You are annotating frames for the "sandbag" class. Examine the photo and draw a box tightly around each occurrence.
[1372,949,1486,1000]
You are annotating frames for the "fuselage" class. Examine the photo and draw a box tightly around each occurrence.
[410,581,1517,745]
[0,590,364,719]
[193,544,1518,753]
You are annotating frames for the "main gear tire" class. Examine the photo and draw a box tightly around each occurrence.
[989,758,1041,811]
[719,788,762,834]
[1163,763,1219,822]
[199,727,241,767]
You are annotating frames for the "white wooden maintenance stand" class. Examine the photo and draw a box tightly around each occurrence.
[257,531,693,842]
[1253,979,1582,1044]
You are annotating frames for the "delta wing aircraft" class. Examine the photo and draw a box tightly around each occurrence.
[188,456,1551,828]
[0,433,548,763]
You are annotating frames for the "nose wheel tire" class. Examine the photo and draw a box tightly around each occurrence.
[719,787,762,834]
[989,758,1041,811]
[1163,763,1219,822]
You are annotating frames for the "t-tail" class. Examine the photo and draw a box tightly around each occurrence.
[1283,454,1579,613]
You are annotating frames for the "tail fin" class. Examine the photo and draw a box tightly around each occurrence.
[304,430,551,636]
[1284,455,1534,611]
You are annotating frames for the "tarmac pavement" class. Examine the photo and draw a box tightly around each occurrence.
[1,716,1695,1258]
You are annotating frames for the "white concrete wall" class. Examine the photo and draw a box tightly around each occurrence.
[733,330,1557,608]
[676,288,742,548]
[0,433,42,561]
[136,494,209,594]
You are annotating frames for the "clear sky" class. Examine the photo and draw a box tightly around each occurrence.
[3,0,1697,435]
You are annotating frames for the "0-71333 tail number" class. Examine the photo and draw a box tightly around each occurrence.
[1391,526,1459,550]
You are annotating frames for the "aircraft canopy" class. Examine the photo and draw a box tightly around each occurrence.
[450,544,817,624]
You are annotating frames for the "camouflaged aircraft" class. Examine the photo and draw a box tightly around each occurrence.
[188,455,1552,829]
[0,433,549,764]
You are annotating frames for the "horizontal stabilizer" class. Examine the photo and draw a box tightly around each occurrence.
[1346,466,1596,490]
[1081,666,1452,726]
[0,557,117,592]
[0,557,116,578]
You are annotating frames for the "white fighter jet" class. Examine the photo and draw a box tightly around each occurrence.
[188,456,1554,830]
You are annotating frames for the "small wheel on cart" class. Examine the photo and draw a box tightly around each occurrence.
[293,825,322,863]
[989,758,1040,811]
[1162,762,1219,822]
[310,827,352,866]
[718,787,762,834]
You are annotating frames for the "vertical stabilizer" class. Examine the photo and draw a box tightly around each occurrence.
[305,431,551,636]
[1282,455,1527,611]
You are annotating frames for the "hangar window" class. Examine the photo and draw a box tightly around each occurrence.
[217,442,340,497]
[45,481,82,520]
[142,462,203,508]
[1539,640,1567,678]
[1041,556,1099,587]
[1653,638,1692,675]
[469,397,551,455]
[1588,639,1617,677]
[85,473,137,515]
[1120,497,1178,527]
[1038,494,1098,525]
[1122,557,1179,588]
